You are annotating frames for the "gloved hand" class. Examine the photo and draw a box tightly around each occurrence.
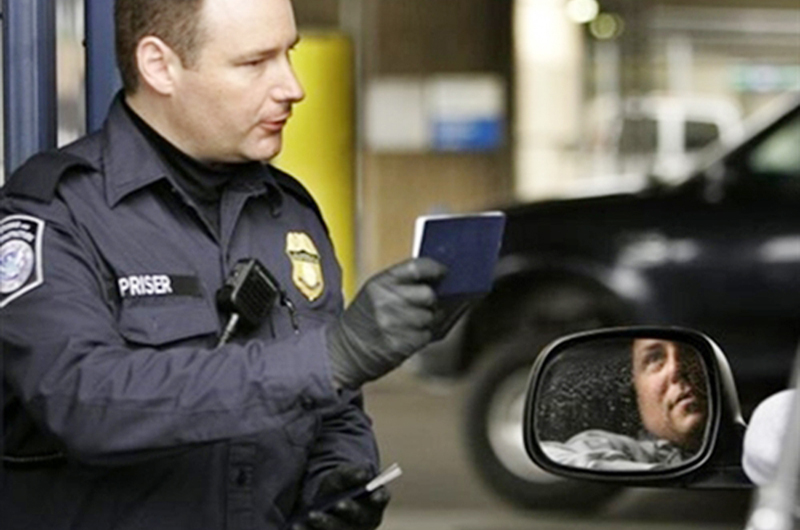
[326,257,447,389]
[292,465,390,530]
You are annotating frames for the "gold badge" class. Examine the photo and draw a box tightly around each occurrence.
[286,232,324,301]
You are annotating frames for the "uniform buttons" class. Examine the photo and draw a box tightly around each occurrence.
[234,467,251,487]
[300,396,315,410]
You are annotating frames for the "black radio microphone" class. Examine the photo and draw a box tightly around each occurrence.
[216,258,298,347]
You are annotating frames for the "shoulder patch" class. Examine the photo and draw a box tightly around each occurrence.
[5,151,94,203]
[1,214,45,308]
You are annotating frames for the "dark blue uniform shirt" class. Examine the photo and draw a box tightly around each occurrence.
[0,99,379,530]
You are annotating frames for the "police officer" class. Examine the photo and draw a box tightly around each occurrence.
[0,1,446,529]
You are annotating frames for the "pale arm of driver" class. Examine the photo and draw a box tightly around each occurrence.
[325,258,447,389]
[742,389,795,485]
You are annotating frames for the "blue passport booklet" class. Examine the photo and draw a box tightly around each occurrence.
[412,211,506,339]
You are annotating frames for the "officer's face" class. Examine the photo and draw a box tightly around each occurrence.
[168,0,305,162]
[631,339,708,449]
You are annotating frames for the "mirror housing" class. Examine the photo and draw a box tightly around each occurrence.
[523,326,751,488]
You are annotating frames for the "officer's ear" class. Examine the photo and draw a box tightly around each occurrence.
[135,36,181,96]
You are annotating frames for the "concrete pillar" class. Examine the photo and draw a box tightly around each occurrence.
[514,0,585,200]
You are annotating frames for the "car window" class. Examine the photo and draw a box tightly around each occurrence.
[618,117,657,155]
[685,121,720,151]
[747,113,800,179]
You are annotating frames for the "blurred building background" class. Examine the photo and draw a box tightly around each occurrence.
[3,0,798,288]
[304,0,797,291]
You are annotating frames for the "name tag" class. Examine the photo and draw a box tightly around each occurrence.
[117,274,202,299]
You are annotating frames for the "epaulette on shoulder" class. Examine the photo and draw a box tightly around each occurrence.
[269,165,329,234]
[4,151,95,203]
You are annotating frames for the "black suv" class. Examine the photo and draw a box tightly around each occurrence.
[412,93,800,510]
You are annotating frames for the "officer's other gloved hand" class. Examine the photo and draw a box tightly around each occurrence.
[292,465,390,530]
[326,257,447,389]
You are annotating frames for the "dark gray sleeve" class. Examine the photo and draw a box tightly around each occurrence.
[297,389,381,511]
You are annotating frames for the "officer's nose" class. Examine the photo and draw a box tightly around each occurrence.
[275,62,305,104]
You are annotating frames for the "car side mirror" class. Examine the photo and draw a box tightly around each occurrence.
[523,326,752,488]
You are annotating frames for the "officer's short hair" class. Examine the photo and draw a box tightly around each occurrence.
[115,0,207,94]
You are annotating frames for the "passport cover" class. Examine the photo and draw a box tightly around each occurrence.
[413,212,506,339]
[413,211,506,296]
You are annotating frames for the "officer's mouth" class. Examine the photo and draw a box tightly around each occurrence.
[259,115,291,133]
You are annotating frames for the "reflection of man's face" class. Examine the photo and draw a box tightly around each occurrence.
[631,339,708,449]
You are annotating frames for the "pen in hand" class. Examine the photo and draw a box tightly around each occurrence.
[287,463,402,530]
[311,463,402,514]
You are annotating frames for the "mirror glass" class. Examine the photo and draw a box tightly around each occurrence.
[534,337,710,472]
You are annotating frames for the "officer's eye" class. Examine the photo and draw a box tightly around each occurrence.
[242,59,266,68]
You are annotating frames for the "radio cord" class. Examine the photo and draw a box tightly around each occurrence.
[217,313,240,347]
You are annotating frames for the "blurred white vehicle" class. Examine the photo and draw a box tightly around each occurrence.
[590,94,746,184]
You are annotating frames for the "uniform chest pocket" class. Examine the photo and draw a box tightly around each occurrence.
[117,298,219,347]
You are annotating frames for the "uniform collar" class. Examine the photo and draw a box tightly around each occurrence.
[100,93,281,207]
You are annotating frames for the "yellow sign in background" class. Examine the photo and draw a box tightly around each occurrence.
[275,33,357,300]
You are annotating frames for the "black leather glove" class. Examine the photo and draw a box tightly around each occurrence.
[326,258,447,389]
[292,465,390,530]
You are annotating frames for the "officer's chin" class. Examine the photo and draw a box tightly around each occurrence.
[247,133,283,162]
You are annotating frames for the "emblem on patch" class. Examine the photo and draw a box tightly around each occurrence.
[1,215,45,308]
[286,232,324,301]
